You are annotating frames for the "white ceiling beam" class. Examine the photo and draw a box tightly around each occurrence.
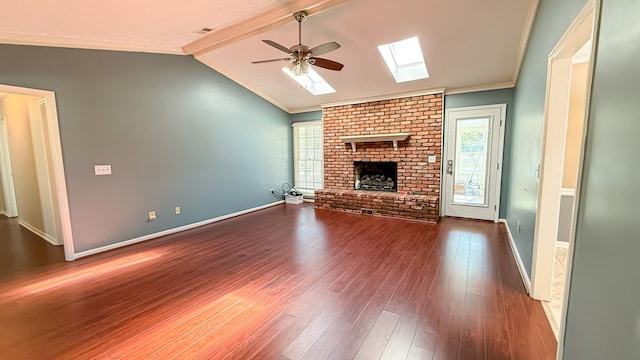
[182,0,351,56]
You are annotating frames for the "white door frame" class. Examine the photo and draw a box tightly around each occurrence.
[0,84,75,261]
[529,1,598,358]
[531,0,595,300]
[442,104,506,222]
[0,115,18,217]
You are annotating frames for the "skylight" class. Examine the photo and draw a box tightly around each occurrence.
[282,67,336,96]
[378,36,429,83]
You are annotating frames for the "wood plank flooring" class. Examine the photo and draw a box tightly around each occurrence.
[0,204,556,359]
[0,215,65,279]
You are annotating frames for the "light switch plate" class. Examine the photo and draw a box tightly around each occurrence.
[428,155,436,163]
[94,165,112,176]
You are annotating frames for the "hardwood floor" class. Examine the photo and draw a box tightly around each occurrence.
[0,204,556,359]
[0,215,65,279]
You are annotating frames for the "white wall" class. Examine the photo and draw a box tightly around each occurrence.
[0,93,52,237]
[28,99,60,241]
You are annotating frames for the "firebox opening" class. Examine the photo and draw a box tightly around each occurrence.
[354,161,398,192]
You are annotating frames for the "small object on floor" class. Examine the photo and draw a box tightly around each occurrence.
[285,194,303,204]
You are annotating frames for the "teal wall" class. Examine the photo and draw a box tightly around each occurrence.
[563,0,640,357]
[0,45,292,253]
[506,0,587,275]
[290,110,322,123]
[445,88,515,218]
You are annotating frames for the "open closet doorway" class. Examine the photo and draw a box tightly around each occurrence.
[529,0,596,344]
[0,84,75,261]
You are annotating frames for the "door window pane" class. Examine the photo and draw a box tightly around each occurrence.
[453,117,490,206]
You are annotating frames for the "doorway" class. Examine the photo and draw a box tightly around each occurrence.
[0,114,18,217]
[442,104,506,221]
[0,84,75,261]
[529,0,596,349]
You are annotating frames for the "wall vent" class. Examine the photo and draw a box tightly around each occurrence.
[361,208,374,215]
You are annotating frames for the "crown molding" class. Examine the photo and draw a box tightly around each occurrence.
[195,55,290,113]
[0,32,185,55]
[182,0,351,56]
[444,82,515,95]
[512,0,540,84]
[289,106,323,114]
[321,88,446,109]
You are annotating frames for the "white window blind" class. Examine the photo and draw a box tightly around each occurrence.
[293,121,323,192]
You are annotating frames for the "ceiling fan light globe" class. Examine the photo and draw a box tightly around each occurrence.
[301,60,310,74]
[288,60,310,76]
[288,61,301,76]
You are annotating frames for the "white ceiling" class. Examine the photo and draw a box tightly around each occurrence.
[0,0,537,113]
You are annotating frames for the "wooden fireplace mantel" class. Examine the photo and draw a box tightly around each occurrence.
[338,133,410,152]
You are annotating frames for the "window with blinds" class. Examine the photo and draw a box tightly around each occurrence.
[293,121,323,192]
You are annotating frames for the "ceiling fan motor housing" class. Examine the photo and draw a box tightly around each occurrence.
[290,44,312,60]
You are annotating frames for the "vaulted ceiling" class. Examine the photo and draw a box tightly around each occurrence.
[0,0,538,113]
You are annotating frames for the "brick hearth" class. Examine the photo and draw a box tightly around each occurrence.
[316,93,443,222]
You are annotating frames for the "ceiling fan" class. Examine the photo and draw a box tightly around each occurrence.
[251,10,344,76]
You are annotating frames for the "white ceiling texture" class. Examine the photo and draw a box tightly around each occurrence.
[0,0,538,112]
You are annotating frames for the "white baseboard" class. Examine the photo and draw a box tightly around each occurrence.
[74,200,285,259]
[555,241,570,249]
[499,219,532,294]
[18,219,61,246]
[541,300,560,340]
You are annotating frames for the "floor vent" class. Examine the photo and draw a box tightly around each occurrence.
[361,208,374,215]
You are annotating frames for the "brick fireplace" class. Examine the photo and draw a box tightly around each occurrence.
[315,93,443,222]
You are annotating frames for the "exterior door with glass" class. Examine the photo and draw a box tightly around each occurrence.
[443,104,505,221]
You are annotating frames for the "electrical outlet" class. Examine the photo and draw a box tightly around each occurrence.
[517,220,521,233]
[94,164,112,176]
[148,211,156,221]
[175,206,181,215]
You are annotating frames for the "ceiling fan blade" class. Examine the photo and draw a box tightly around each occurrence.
[310,42,341,56]
[251,58,291,64]
[310,57,344,71]
[262,40,292,54]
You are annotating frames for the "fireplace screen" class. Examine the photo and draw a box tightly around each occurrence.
[354,161,397,192]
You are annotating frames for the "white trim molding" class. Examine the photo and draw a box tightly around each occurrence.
[75,200,284,259]
[512,0,541,84]
[19,219,61,246]
[531,0,595,303]
[321,88,445,109]
[541,301,560,340]
[444,82,515,95]
[0,33,184,55]
[499,219,532,294]
[560,187,576,197]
